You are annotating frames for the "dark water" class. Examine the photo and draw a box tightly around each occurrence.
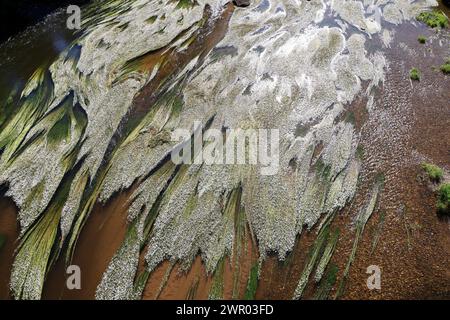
[439,0,450,15]
[0,0,91,43]
[0,8,81,119]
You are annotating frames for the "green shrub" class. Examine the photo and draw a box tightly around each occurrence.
[422,163,444,182]
[410,68,421,81]
[417,10,449,28]
[437,184,450,214]
[418,35,427,44]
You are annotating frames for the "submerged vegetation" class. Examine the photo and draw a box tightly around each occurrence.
[422,163,444,183]
[335,180,382,299]
[314,263,338,300]
[371,210,385,255]
[208,258,226,300]
[293,213,339,300]
[244,263,259,300]
[186,278,200,300]
[356,145,364,160]
[172,0,199,10]
[416,10,449,28]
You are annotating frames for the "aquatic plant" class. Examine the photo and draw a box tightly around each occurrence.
[231,189,254,299]
[314,228,339,283]
[208,257,225,300]
[244,263,259,300]
[314,263,338,300]
[10,165,79,299]
[293,212,338,299]
[371,210,385,255]
[0,67,54,166]
[335,180,382,299]
[186,278,200,300]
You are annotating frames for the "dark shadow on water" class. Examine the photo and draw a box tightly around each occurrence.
[0,0,92,43]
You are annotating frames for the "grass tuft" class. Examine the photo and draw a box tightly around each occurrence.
[422,163,444,183]
[440,59,450,74]
[417,10,449,29]
[437,184,450,215]
[418,35,427,44]
[410,68,421,81]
